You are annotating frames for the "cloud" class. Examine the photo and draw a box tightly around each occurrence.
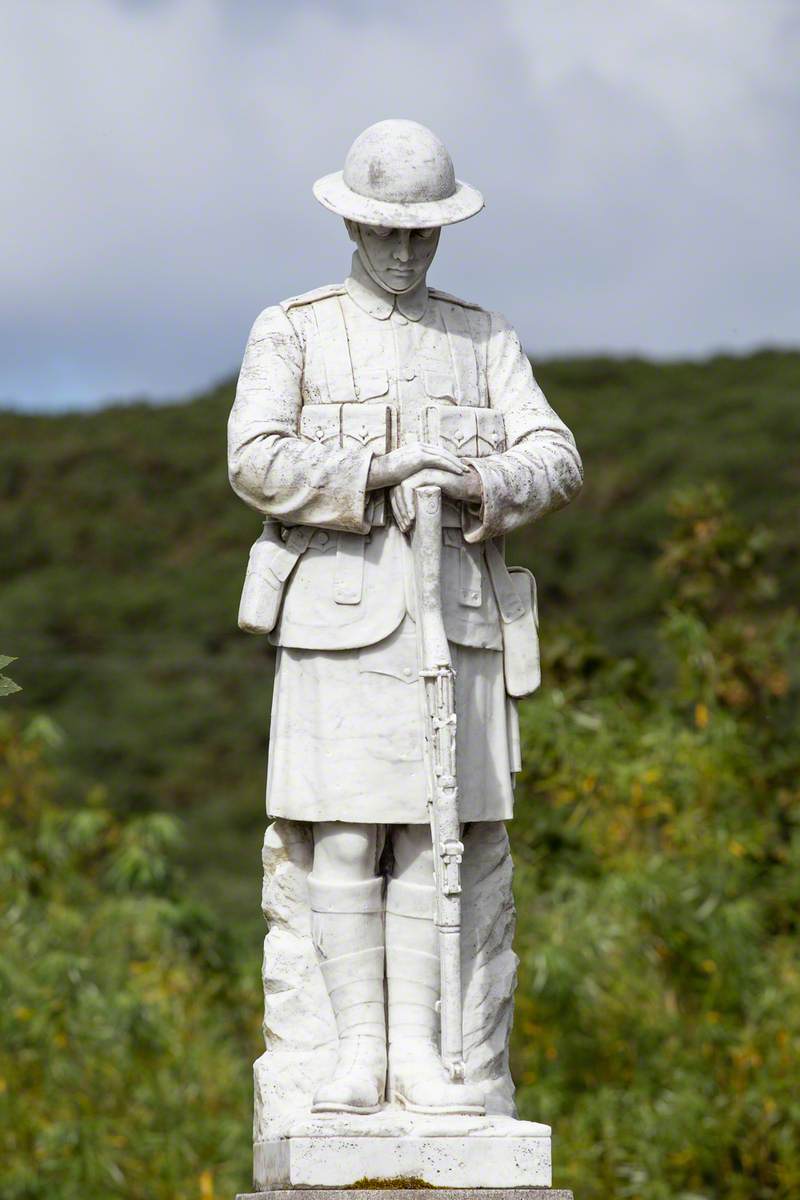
[1,0,798,409]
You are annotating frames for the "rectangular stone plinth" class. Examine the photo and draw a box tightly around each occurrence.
[237,1192,573,1200]
[254,1135,550,1190]
[250,1113,553,1191]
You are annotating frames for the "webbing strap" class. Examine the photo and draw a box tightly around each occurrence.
[485,540,526,623]
[440,300,480,408]
[464,306,490,404]
[315,295,357,404]
[333,532,366,605]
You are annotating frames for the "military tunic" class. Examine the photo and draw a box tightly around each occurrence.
[228,254,582,823]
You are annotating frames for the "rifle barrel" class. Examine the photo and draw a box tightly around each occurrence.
[412,484,465,1081]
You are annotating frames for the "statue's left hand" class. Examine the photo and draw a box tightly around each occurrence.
[390,466,482,533]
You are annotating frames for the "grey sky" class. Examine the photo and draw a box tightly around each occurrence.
[2,0,798,411]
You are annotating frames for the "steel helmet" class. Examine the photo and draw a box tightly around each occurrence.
[313,119,484,228]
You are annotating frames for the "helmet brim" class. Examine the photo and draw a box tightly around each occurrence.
[312,171,484,228]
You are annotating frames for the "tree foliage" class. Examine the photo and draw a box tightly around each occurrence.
[1,355,797,1196]
[2,487,797,1198]
[1,353,797,931]
[0,716,257,1200]
[511,485,800,1199]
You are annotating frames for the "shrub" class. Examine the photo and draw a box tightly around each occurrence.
[512,487,800,1200]
[0,717,257,1200]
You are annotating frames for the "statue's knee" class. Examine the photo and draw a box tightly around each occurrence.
[391,823,434,882]
[312,821,378,881]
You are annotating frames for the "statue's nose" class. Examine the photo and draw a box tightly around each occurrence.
[393,231,411,262]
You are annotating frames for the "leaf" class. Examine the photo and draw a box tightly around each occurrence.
[0,674,21,697]
[0,654,20,697]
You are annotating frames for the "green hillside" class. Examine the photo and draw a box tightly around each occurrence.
[1,351,797,932]
[2,352,799,1199]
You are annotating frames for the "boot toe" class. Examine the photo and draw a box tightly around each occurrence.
[312,1072,382,1113]
[311,1038,386,1114]
[401,1076,485,1114]
[392,1051,486,1115]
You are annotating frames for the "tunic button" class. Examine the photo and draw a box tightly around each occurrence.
[317,532,329,547]
[394,314,408,326]
[403,368,416,382]
[402,667,413,678]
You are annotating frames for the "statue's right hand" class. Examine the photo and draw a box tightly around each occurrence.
[367,444,466,491]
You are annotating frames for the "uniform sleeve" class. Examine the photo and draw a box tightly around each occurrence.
[227,305,374,532]
[464,312,583,543]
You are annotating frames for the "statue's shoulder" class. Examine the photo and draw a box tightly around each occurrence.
[429,288,491,344]
[428,287,485,313]
[280,283,347,312]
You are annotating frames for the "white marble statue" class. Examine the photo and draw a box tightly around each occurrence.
[229,119,582,1190]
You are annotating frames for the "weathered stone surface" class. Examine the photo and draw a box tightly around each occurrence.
[254,818,519,1142]
[232,119,582,1193]
[253,1124,551,1189]
[313,118,485,229]
[284,1113,549,1139]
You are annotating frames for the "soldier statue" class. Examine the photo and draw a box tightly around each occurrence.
[228,120,582,1121]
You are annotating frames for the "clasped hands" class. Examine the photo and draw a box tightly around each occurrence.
[366,444,482,534]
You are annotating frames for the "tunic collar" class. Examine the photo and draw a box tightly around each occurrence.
[345,252,428,322]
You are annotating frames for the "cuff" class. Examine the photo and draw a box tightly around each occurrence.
[339,446,375,534]
[462,456,503,543]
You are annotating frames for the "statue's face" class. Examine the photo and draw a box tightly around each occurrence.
[349,221,441,294]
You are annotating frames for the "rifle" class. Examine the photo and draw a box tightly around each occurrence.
[411,422,465,1084]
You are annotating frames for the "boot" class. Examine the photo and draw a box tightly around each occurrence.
[385,876,485,1115]
[308,875,387,1114]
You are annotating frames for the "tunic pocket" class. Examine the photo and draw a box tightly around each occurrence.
[357,620,421,762]
[354,366,390,401]
[423,369,457,404]
[442,528,482,608]
[358,621,417,683]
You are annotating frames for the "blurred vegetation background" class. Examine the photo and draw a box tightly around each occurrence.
[1,352,798,1199]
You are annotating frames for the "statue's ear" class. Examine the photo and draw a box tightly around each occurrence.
[344,218,359,244]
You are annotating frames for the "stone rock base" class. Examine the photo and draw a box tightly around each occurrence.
[257,820,519,1141]
[237,1191,573,1199]
[249,1113,551,1190]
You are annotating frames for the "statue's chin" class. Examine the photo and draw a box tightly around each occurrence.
[376,272,424,295]
[356,247,425,296]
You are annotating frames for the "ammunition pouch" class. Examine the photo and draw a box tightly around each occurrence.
[484,542,541,697]
[238,522,313,635]
[299,400,505,457]
[238,523,374,634]
[299,402,506,529]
